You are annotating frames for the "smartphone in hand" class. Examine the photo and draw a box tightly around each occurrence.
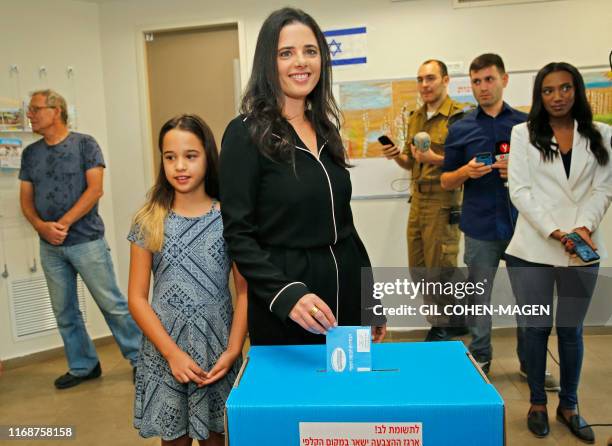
[566,232,600,262]
[475,152,493,166]
[378,135,395,146]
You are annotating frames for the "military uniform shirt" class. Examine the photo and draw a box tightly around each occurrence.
[403,96,470,185]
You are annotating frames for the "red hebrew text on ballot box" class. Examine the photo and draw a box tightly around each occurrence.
[300,422,422,446]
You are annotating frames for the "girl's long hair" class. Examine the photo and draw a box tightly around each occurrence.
[240,7,348,167]
[527,62,608,165]
[133,114,219,251]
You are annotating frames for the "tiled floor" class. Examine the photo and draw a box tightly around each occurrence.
[1,331,611,445]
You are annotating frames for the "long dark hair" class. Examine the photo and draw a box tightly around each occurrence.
[528,62,608,165]
[158,114,219,199]
[240,7,347,167]
[133,114,219,251]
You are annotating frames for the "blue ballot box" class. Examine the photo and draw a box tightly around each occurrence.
[225,341,504,446]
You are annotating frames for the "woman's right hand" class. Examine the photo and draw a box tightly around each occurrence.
[551,230,577,256]
[165,349,207,385]
[550,229,567,243]
[289,293,337,335]
[571,227,597,251]
[560,227,597,258]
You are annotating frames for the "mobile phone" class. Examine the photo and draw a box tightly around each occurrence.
[566,232,600,262]
[475,152,493,166]
[378,135,395,146]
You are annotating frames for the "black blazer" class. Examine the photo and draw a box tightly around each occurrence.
[219,115,377,345]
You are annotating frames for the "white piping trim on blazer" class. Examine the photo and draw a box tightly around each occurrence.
[328,245,339,322]
[270,132,339,244]
[291,141,340,321]
[292,142,338,244]
[269,132,340,319]
[269,281,307,312]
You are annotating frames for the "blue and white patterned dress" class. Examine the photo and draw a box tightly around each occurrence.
[128,204,241,441]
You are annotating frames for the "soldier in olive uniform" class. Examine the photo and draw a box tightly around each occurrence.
[382,60,469,341]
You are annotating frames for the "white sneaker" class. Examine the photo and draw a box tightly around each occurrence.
[544,371,560,392]
[519,367,560,392]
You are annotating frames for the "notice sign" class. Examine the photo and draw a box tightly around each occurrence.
[300,422,423,446]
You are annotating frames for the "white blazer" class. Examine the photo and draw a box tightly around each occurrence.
[506,121,612,266]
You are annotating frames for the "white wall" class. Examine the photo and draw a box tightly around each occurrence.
[0,0,119,360]
[97,0,612,279]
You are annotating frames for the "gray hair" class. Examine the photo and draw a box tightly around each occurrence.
[31,89,68,124]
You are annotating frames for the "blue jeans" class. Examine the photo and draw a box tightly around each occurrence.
[463,236,510,364]
[506,254,597,409]
[40,238,141,376]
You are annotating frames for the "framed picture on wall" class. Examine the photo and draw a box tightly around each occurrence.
[0,138,23,169]
[0,109,24,132]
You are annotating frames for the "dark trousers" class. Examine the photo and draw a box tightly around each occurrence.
[506,254,598,409]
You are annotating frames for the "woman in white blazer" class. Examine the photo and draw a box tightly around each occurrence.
[506,62,612,443]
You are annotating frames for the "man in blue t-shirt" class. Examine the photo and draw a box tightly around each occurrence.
[440,55,558,390]
[19,89,141,389]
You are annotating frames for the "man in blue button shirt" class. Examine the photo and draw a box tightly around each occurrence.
[19,89,141,389]
[441,55,558,388]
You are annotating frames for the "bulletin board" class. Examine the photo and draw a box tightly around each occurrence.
[339,66,611,199]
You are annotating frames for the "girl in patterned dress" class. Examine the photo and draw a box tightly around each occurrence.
[127,114,247,446]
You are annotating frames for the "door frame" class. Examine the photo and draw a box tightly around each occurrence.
[135,18,247,186]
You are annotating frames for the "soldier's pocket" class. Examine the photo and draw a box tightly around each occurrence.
[437,206,460,267]
[437,206,454,233]
[440,242,459,268]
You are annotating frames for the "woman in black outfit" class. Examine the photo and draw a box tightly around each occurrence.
[219,7,386,345]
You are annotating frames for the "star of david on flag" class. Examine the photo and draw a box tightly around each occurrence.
[323,27,367,67]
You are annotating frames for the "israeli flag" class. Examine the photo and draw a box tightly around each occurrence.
[323,27,367,67]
